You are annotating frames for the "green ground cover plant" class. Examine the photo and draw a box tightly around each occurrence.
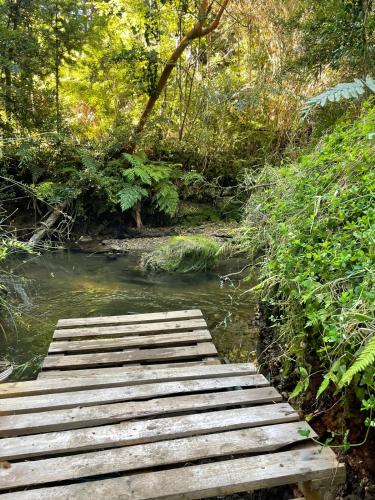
[241,102,375,435]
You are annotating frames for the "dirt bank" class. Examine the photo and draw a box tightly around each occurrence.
[69,223,238,255]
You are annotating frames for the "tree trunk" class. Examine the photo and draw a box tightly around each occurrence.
[126,0,230,152]
[133,203,143,230]
[29,202,68,245]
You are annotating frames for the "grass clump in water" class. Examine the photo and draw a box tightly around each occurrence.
[141,235,220,273]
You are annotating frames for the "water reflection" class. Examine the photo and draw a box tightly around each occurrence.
[1,251,257,379]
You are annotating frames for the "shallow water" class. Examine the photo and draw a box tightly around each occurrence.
[1,251,258,379]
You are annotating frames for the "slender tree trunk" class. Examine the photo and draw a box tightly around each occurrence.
[126,0,230,152]
[54,2,61,132]
[133,203,143,230]
[4,67,12,129]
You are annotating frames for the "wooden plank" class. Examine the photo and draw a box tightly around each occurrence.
[42,343,218,369]
[0,422,315,490]
[37,359,221,379]
[0,387,282,436]
[0,374,268,414]
[1,363,257,397]
[0,403,298,460]
[0,446,344,499]
[48,330,212,353]
[57,309,203,328]
[53,318,208,339]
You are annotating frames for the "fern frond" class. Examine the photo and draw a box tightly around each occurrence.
[123,152,147,167]
[148,164,173,182]
[118,184,147,211]
[80,150,100,170]
[181,170,205,185]
[155,182,179,216]
[339,336,375,387]
[303,76,375,116]
[123,166,152,185]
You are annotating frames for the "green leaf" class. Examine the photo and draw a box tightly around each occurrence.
[118,184,147,211]
[289,380,305,399]
[339,336,375,388]
[298,428,311,438]
[316,375,330,398]
[155,182,179,216]
[365,75,375,93]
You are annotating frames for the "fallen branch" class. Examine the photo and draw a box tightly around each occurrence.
[28,201,68,245]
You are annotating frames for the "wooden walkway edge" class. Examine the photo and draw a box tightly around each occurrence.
[0,309,345,499]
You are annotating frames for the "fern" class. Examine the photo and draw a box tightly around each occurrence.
[118,184,148,211]
[123,152,147,167]
[123,164,173,184]
[155,182,179,216]
[303,75,375,116]
[181,170,205,185]
[123,166,153,184]
[339,336,375,388]
[79,150,101,171]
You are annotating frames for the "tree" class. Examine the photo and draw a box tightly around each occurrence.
[127,0,231,152]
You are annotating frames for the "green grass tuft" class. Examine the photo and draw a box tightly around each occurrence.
[141,235,220,273]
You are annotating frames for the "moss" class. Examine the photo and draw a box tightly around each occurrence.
[141,235,220,273]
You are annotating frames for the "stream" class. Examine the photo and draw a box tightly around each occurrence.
[1,250,258,379]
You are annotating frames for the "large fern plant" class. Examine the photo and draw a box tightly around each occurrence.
[117,153,180,222]
[303,75,375,116]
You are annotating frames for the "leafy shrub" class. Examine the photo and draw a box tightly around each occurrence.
[241,101,375,429]
[141,235,220,273]
[33,181,81,205]
[113,153,180,219]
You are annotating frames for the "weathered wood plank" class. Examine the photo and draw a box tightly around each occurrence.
[57,309,203,328]
[42,343,218,369]
[0,446,344,499]
[0,374,269,414]
[48,330,212,353]
[37,359,221,379]
[0,403,298,460]
[1,363,256,397]
[0,422,315,490]
[0,387,282,436]
[53,318,208,339]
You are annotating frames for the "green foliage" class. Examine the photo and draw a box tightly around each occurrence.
[116,153,181,218]
[241,102,375,424]
[0,239,33,263]
[154,183,179,217]
[0,210,34,316]
[303,76,375,116]
[33,181,81,205]
[284,0,375,76]
[340,336,375,388]
[141,235,220,273]
[118,184,148,211]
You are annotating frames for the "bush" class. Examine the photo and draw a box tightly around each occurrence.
[241,101,375,429]
[141,235,220,273]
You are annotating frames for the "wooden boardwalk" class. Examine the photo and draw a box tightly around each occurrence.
[0,309,344,499]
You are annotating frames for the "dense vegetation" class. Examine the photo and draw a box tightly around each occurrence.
[241,103,375,437]
[0,0,374,485]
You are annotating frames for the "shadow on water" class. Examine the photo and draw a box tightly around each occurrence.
[1,251,258,380]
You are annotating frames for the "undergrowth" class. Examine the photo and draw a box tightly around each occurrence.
[141,235,220,273]
[240,101,375,437]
